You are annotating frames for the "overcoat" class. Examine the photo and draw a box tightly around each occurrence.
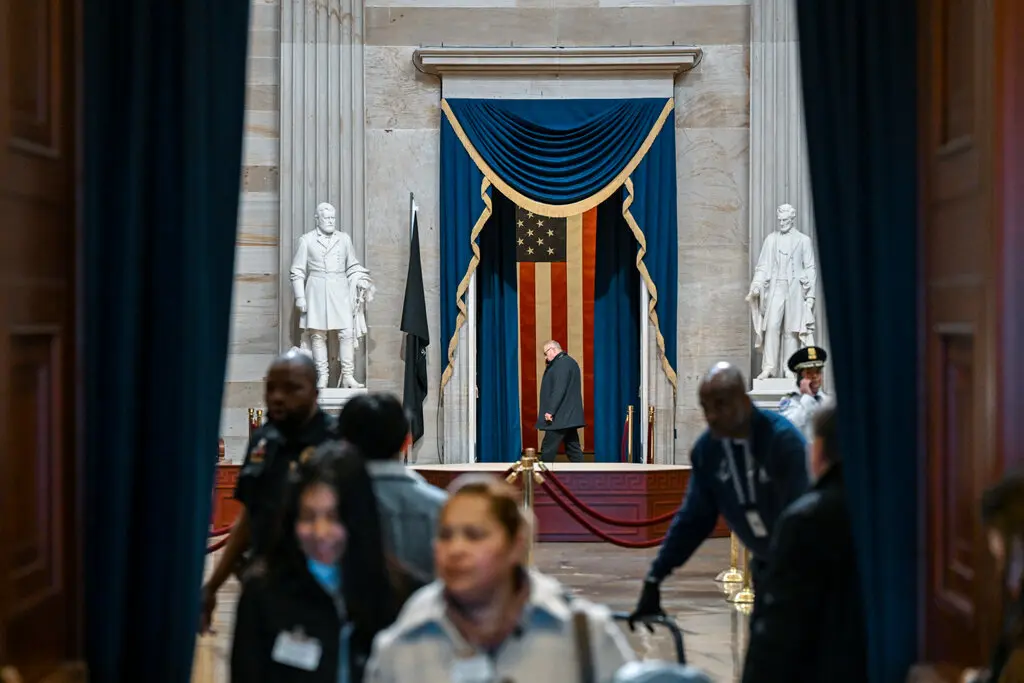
[290,229,370,331]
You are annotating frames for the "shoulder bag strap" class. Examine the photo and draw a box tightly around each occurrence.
[572,605,595,683]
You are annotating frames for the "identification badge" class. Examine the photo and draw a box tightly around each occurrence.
[745,510,769,538]
[271,629,322,671]
[451,654,494,683]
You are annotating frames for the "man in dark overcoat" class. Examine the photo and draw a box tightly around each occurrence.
[536,340,586,463]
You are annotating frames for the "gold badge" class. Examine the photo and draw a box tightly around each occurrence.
[299,446,315,464]
[249,438,267,464]
[807,348,817,360]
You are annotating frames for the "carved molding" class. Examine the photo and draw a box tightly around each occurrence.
[413,46,703,77]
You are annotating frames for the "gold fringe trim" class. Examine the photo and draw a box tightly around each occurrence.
[440,98,675,218]
[622,177,678,392]
[440,177,493,395]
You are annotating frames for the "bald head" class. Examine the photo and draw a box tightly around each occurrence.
[698,362,752,439]
[264,350,319,430]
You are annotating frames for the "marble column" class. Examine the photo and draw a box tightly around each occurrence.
[278,0,366,363]
[748,0,830,386]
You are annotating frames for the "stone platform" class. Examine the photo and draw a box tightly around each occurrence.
[413,462,729,543]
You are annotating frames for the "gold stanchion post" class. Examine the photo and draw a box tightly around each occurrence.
[626,405,635,462]
[506,448,543,566]
[727,548,755,605]
[715,533,745,583]
[647,406,656,464]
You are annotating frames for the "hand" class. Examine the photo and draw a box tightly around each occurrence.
[627,580,664,632]
[544,412,553,422]
[296,297,307,313]
[198,584,217,634]
[799,377,814,396]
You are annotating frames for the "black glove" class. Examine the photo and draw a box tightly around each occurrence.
[627,579,664,632]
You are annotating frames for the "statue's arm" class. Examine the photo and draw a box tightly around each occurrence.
[799,235,817,297]
[289,235,308,300]
[751,235,773,289]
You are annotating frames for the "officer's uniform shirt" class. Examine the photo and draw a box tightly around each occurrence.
[648,408,809,583]
[778,390,828,442]
[234,409,337,559]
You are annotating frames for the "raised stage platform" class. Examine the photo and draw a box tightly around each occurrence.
[412,462,729,543]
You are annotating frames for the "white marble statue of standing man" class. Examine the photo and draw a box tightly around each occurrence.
[746,203,817,379]
[290,202,374,389]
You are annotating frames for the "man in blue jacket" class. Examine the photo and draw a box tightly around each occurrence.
[629,362,810,626]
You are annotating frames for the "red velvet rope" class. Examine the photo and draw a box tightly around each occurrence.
[206,536,229,554]
[209,524,233,537]
[540,480,665,548]
[543,468,677,527]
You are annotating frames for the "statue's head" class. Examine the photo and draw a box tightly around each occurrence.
[315,202,337,234]
[777,203,797,233]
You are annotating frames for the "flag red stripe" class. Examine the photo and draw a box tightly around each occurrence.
[518,262,538,451]
[550,262,568,351]
[582,208,597,446]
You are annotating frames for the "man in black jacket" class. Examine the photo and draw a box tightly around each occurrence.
[536,340,586,463]
[741,399,867,683]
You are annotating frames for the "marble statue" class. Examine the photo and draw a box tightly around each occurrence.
[290,202,375,389]
[746,203,817,379]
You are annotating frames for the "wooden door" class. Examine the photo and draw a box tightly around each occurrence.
[0,0,84,680]
[920,0,1024,669]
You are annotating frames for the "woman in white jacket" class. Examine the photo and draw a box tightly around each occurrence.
[365,474,635,683]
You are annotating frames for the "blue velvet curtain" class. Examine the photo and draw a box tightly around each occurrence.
[796,0,919,680]
[593,193,642,463]
[440,98,678,420]
[476,192,523,462]
[82,1,249,680]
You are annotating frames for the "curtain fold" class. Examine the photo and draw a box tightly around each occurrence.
[593,193,642,463]
[82,0,250,679]
[795,0,920,680]
[476,193,524,462]
[444,99,670,208]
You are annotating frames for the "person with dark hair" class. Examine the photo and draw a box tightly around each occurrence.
[961,474,1024,683]
[230,441,423,683]
[365,474,633,682]
[337,392,447,579]
[629,362,809,627]
[741,399,867,683]
[201,350,338,633]
[778,346,830,441]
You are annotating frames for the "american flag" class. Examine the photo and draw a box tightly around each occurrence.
[515,207,567,263]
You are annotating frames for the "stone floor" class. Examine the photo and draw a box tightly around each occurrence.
[192,538,750,682]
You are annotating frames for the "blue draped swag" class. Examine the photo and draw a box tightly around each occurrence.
[796,0,919,679]
[440,98,677,461]
[83,0,249,678]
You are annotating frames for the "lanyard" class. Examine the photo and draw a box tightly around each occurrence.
[722,440,757,506]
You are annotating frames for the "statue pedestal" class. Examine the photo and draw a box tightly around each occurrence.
[749,377,793,412]
[318,387,368,414]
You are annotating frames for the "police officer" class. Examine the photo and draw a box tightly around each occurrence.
[778,345,828,442]
[628,362,809,627]
[199,350,337,633]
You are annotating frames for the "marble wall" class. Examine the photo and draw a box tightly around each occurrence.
[221,0,282,462]
[222,0,753,463]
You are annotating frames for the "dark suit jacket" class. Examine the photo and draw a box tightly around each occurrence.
[536,351,585,430]
[741,463,867,683]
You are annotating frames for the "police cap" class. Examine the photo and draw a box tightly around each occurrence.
[787,345,828,374]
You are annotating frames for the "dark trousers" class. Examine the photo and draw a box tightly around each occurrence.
[540,428,583,463]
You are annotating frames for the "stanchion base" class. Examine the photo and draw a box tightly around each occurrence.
[714,567,744,583]
[727,587,755,604]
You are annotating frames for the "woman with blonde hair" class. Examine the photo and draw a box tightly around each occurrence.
[365,474,635,683]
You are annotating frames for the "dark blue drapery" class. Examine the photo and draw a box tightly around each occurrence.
[440,99,678,461]
[797,0,919,680]
[476,193,523,462]
[83,1,249,679]
[593,193,643,462]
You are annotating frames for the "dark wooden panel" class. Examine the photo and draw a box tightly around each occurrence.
[939,0,974,145]
[0,0,82,677]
